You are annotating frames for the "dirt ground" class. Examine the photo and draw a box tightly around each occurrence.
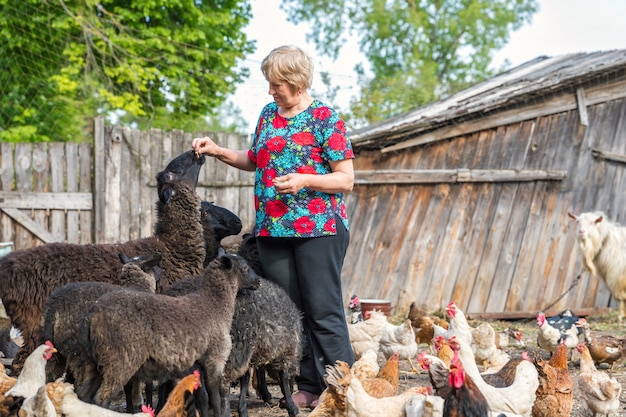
[6,310,625,416]
[233,309,626,417]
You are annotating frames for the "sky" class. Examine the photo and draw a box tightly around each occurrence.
[230,0,626,133]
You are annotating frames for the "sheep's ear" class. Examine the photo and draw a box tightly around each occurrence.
[217,246,226,258]
[596,215,603,224]
[160,187,176,204]
[219,255,234,269]
[119,253,130,264]
[567,212,577,221]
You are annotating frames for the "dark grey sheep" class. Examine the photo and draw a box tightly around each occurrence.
[0,151,206,375]
[200,200,243,265]
[164,234,304,417]
[77,253,261,417]
[222,277,303,417]
[41,252,162,407]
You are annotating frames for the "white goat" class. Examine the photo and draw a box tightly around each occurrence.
[568,211,626,319]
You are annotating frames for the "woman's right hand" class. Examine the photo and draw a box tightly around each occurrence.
[192,136,221,157]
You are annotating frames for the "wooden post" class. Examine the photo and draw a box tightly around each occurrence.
[93,116,106,243]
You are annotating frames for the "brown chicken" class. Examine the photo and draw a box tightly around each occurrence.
[433,335,455,367]
[480,352,529,388]
[577,343,622,417]
[0,362,16,396]
[45,378,67,416]
[444,351,490,417]
[407,302,449,350]
[578,318,626,370]
[310,353,400,417]
[320,360,430,417]
[156,370,201,417]
[531,342,573,417]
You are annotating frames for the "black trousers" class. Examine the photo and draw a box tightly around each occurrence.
[257,217,355,394]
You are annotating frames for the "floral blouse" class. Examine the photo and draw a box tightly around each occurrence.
[248,99,354,238]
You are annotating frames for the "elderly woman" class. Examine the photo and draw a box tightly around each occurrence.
[192,44,355,410]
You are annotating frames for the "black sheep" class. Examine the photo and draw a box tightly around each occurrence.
[0,150,206,375]
[41,252,162,410]
[77,253,261,417]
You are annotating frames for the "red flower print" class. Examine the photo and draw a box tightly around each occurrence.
[313,107,332,120]
[294,216,315,234]
[345,149,354,159]
[292,132,315,146]
[330,195,337,209]
[297,166,317,175]
[254,195,259,211]
[257,148,271,168]
[308,198,326,214]
[310,148,323,163]
[262,168,277,187]
[256,117,265,133]
[273,115,288,129]
[266,200,288,218]
[259,228,270,236]
[340,205,347,218]
[324,218,336,232]
[328,133,346,151]
[248,149,257,164]
[267,136,286,152]
[335,119,346,133]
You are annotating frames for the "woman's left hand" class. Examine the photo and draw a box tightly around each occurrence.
[273,174,304,195]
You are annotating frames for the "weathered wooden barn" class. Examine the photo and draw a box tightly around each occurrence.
[342,49,626,318]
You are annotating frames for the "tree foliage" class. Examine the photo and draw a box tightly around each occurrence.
[0,0,253,142]
[282,0,538,127]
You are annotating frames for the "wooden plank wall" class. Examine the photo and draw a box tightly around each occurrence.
[344,97,626,317]
[0,119,254,251]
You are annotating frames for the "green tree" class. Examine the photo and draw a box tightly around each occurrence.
[0,0,253,142]
[282,0,538,127]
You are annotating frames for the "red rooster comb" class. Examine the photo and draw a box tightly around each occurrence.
[45,340,55,350]
[193,369,201,390]
[141,404,155,417]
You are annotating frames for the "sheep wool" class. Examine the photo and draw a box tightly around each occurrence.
[569,211,626,319]
[0,150,206,375]
[76,253,260,417]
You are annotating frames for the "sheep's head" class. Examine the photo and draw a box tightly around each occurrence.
[568,211,604,240]
[156,150,206,202]
[216,253,261,291]
[200,200,242,241]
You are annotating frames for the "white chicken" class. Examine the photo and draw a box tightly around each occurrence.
[536,312,561,353]
[19,385,56,417]
[471,322,497,371]
[59,382,155,417]
[348,310,388,360]
[443,301,473,345]
[379,319,419,372]
[350,349,380,381]
[6,341,56,399]
[448,336,539,417]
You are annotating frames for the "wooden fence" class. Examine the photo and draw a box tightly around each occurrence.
[0,117,255,251]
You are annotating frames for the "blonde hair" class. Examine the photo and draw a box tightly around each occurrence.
[261,45,314,92]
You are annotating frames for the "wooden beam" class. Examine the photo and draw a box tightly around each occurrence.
[380,78,626,153]
[355,169,566,185]
[0,192,92,210]
[576,87,589,126]
[1,208,60,243]
[469,307,612,321]
[592,148,626,164]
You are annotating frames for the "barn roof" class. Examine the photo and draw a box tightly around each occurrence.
[349,49,626,152]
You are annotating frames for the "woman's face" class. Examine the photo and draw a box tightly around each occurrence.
[268,80,299,108]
